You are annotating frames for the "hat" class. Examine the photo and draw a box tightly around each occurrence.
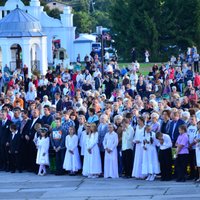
[51,105,56,109]
[43,95,48,99]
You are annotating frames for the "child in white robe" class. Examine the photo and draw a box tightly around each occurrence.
[36,127,50,176]
[142,124,160,181]
[194,120,200,182]
[63,126,81,174]
[82,124,91,176]
[83,123,102,178]
[103,123,119,178]
[132,117,145,179]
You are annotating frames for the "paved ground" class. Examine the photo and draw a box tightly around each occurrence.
[0,172,199,200]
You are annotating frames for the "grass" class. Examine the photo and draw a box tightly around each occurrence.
[118,62,162,75]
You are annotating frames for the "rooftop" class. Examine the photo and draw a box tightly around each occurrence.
[0,7,45,37]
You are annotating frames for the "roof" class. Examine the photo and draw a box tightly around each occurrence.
[74,34,96,43]
[0,7,45,38]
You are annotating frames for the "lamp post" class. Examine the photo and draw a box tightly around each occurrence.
[97,26,104,78]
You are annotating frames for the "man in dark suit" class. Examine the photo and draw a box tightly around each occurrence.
[55,92,63,112]
[25,108,43,173]
[0,109,12,171]
[20,110,32,170]
[8,124,22,173]
[169,111,185,146]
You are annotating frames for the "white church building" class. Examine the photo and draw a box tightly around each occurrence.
[0,0,76,77]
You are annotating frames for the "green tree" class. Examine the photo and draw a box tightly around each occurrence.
[74,11,93,33]
[73,0,89,12]
[91,11,112,30]
[111,0,161,61]
[47,8,62,19]
[194,0,200,49]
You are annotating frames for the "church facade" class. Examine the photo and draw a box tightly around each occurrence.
[0,0,76,76]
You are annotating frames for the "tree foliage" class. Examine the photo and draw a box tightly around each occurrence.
[47,8,61,19]
[1,0,199,61]
[110,0,200,61]
[74,11,93,33]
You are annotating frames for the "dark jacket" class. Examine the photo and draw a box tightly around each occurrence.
[41,114,54,126]
[56,99,63,112]
[0,119,12,145]
[159,119,171,135]
[21,119,32,140]
[9,132,21,154]
[28,118,43,141]
[169,119,185,144]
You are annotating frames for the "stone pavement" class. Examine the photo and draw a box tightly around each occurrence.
[0,172,199,200]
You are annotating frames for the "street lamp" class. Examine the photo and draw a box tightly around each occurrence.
[96,26,104,78]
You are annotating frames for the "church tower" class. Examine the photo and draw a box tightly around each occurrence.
[28,0,42,20]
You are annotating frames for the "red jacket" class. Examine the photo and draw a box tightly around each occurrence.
[33,79,38,88]
[169,68,175,79]
[189,93,198,103]
[194,75,200,87]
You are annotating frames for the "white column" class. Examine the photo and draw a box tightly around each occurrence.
[60,7,73,27]
[31,45,36,61]
[22,41,31,78]
[1,42,12,76]
[47,37,53,64]
[40,36,48,75]
[0,11,2,20]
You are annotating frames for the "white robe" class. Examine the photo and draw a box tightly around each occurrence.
[103,131,119,178]
[142,131,160,175]
[36,137,50,165]
[79,130,87,156]
[63,135,81,171]
[195,133,200,167]
[82,132,102,176]
[132,125,145,178]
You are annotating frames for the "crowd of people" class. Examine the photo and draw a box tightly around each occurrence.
[0,47,200,183]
